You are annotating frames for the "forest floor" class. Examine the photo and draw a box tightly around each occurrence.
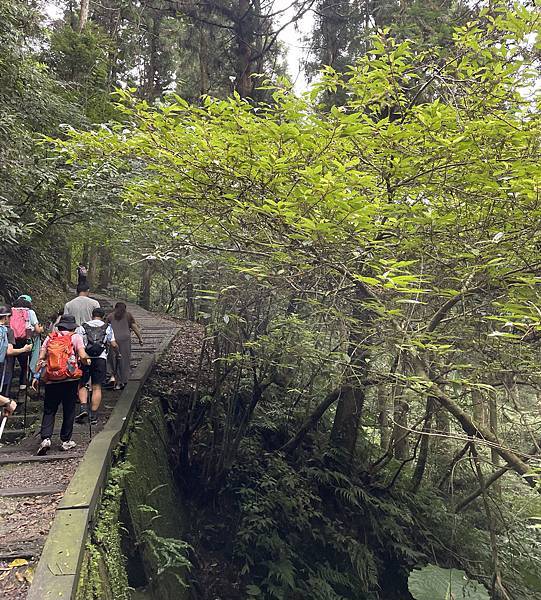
[0,295,183,600]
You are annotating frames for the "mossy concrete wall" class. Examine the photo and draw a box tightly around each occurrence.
[76,397,189,600]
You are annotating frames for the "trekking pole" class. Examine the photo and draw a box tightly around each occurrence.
[23,340,31,432]
[88,384,93,440]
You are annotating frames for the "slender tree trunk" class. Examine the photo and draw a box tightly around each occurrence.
[377,383,391,450]
[330,383,365,463]
[139,260,152,310]
[488,394,501,496]
[185,271,195,320]
[78,0,90,32]
[88,245,99,289]
[392,385,409,459]
[235,0,253,97]
[329,303,371,468]
[81,243,90,266]
[472,388,487,426]
[65,244,72,286]
[98,246,112,289]
[199,24,209,96]
[410,396,435,492]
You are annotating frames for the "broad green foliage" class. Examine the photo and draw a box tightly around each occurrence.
[408,564,489,600]
[46,2,541,598]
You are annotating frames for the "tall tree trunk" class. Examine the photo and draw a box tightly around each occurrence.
[411,396,436,492]
[98,246,112,289]
[329,303,371,468]
[330,383,365,463]
[88,245,99,289]
[392,385,409,459]
[377,383,391,450]
[235,0,253,97]
[139,260,152,309]
[472,388,487,426]
[78,0,90,32]
[65,244,72,286]
[144,13,162,101]
[199,24,209,96]
[185,270,195,320]
[81,243,90,267]
[488,393,501,497]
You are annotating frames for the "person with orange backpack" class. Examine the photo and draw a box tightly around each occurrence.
[33,314,91,455]
[10,295,43,390]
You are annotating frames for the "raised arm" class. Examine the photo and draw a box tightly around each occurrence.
[129,317,144,345]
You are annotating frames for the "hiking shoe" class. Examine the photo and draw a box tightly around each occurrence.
[19,384,27,391]
[37,438,51,455]
[75,409,89,423]
[61,440,77,451]
[90,415,98,426]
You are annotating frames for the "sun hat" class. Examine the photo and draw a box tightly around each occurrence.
[0,306,12,317]
[56,314,78,331]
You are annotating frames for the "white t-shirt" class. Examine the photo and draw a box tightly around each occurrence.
[77,319,115,360]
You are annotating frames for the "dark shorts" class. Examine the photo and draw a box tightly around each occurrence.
[82,357,107,386]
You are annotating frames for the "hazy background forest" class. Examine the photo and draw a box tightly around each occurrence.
[2,1,541,599]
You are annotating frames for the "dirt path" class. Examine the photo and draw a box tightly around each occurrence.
[0,295,180,600]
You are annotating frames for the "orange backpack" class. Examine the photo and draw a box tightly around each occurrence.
[45,332,82,381]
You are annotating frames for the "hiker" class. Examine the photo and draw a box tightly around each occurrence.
[76,307,118,425]
[47,309,64,334]
[77,263,88,286]
[106,302,143,390]
[33,314,91,455]
[10,294,43,390]
[64,282,100,326]
[0,306,32,398]
[0,394,16,417]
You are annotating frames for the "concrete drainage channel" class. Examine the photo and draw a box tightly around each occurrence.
[26,324,180,600]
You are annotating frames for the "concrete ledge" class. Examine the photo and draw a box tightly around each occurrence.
[28,319,180,600]
[58,431,118,511]
[26,508,90,600]
[129,352,156,381]
[103,380,145,437]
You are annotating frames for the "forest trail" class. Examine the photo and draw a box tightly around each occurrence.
[0,294,179,600]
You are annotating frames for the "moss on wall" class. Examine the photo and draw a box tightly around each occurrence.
[76,397,190,600]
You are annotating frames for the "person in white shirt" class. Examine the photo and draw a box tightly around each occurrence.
[76,307,117,425]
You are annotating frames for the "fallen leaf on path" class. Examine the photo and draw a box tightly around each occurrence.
[8,559,28,568]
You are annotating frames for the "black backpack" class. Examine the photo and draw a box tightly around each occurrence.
[83,323,108,357]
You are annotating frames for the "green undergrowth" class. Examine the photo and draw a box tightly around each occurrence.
[77,397,191,600]
[182,418,541,600]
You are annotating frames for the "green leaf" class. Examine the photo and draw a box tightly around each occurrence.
[408,565,489,600]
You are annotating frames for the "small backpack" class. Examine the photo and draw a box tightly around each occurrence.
[45,332,82,381]
[10,308,31,341]
[0,325,8,363]
[83,323,108,357]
